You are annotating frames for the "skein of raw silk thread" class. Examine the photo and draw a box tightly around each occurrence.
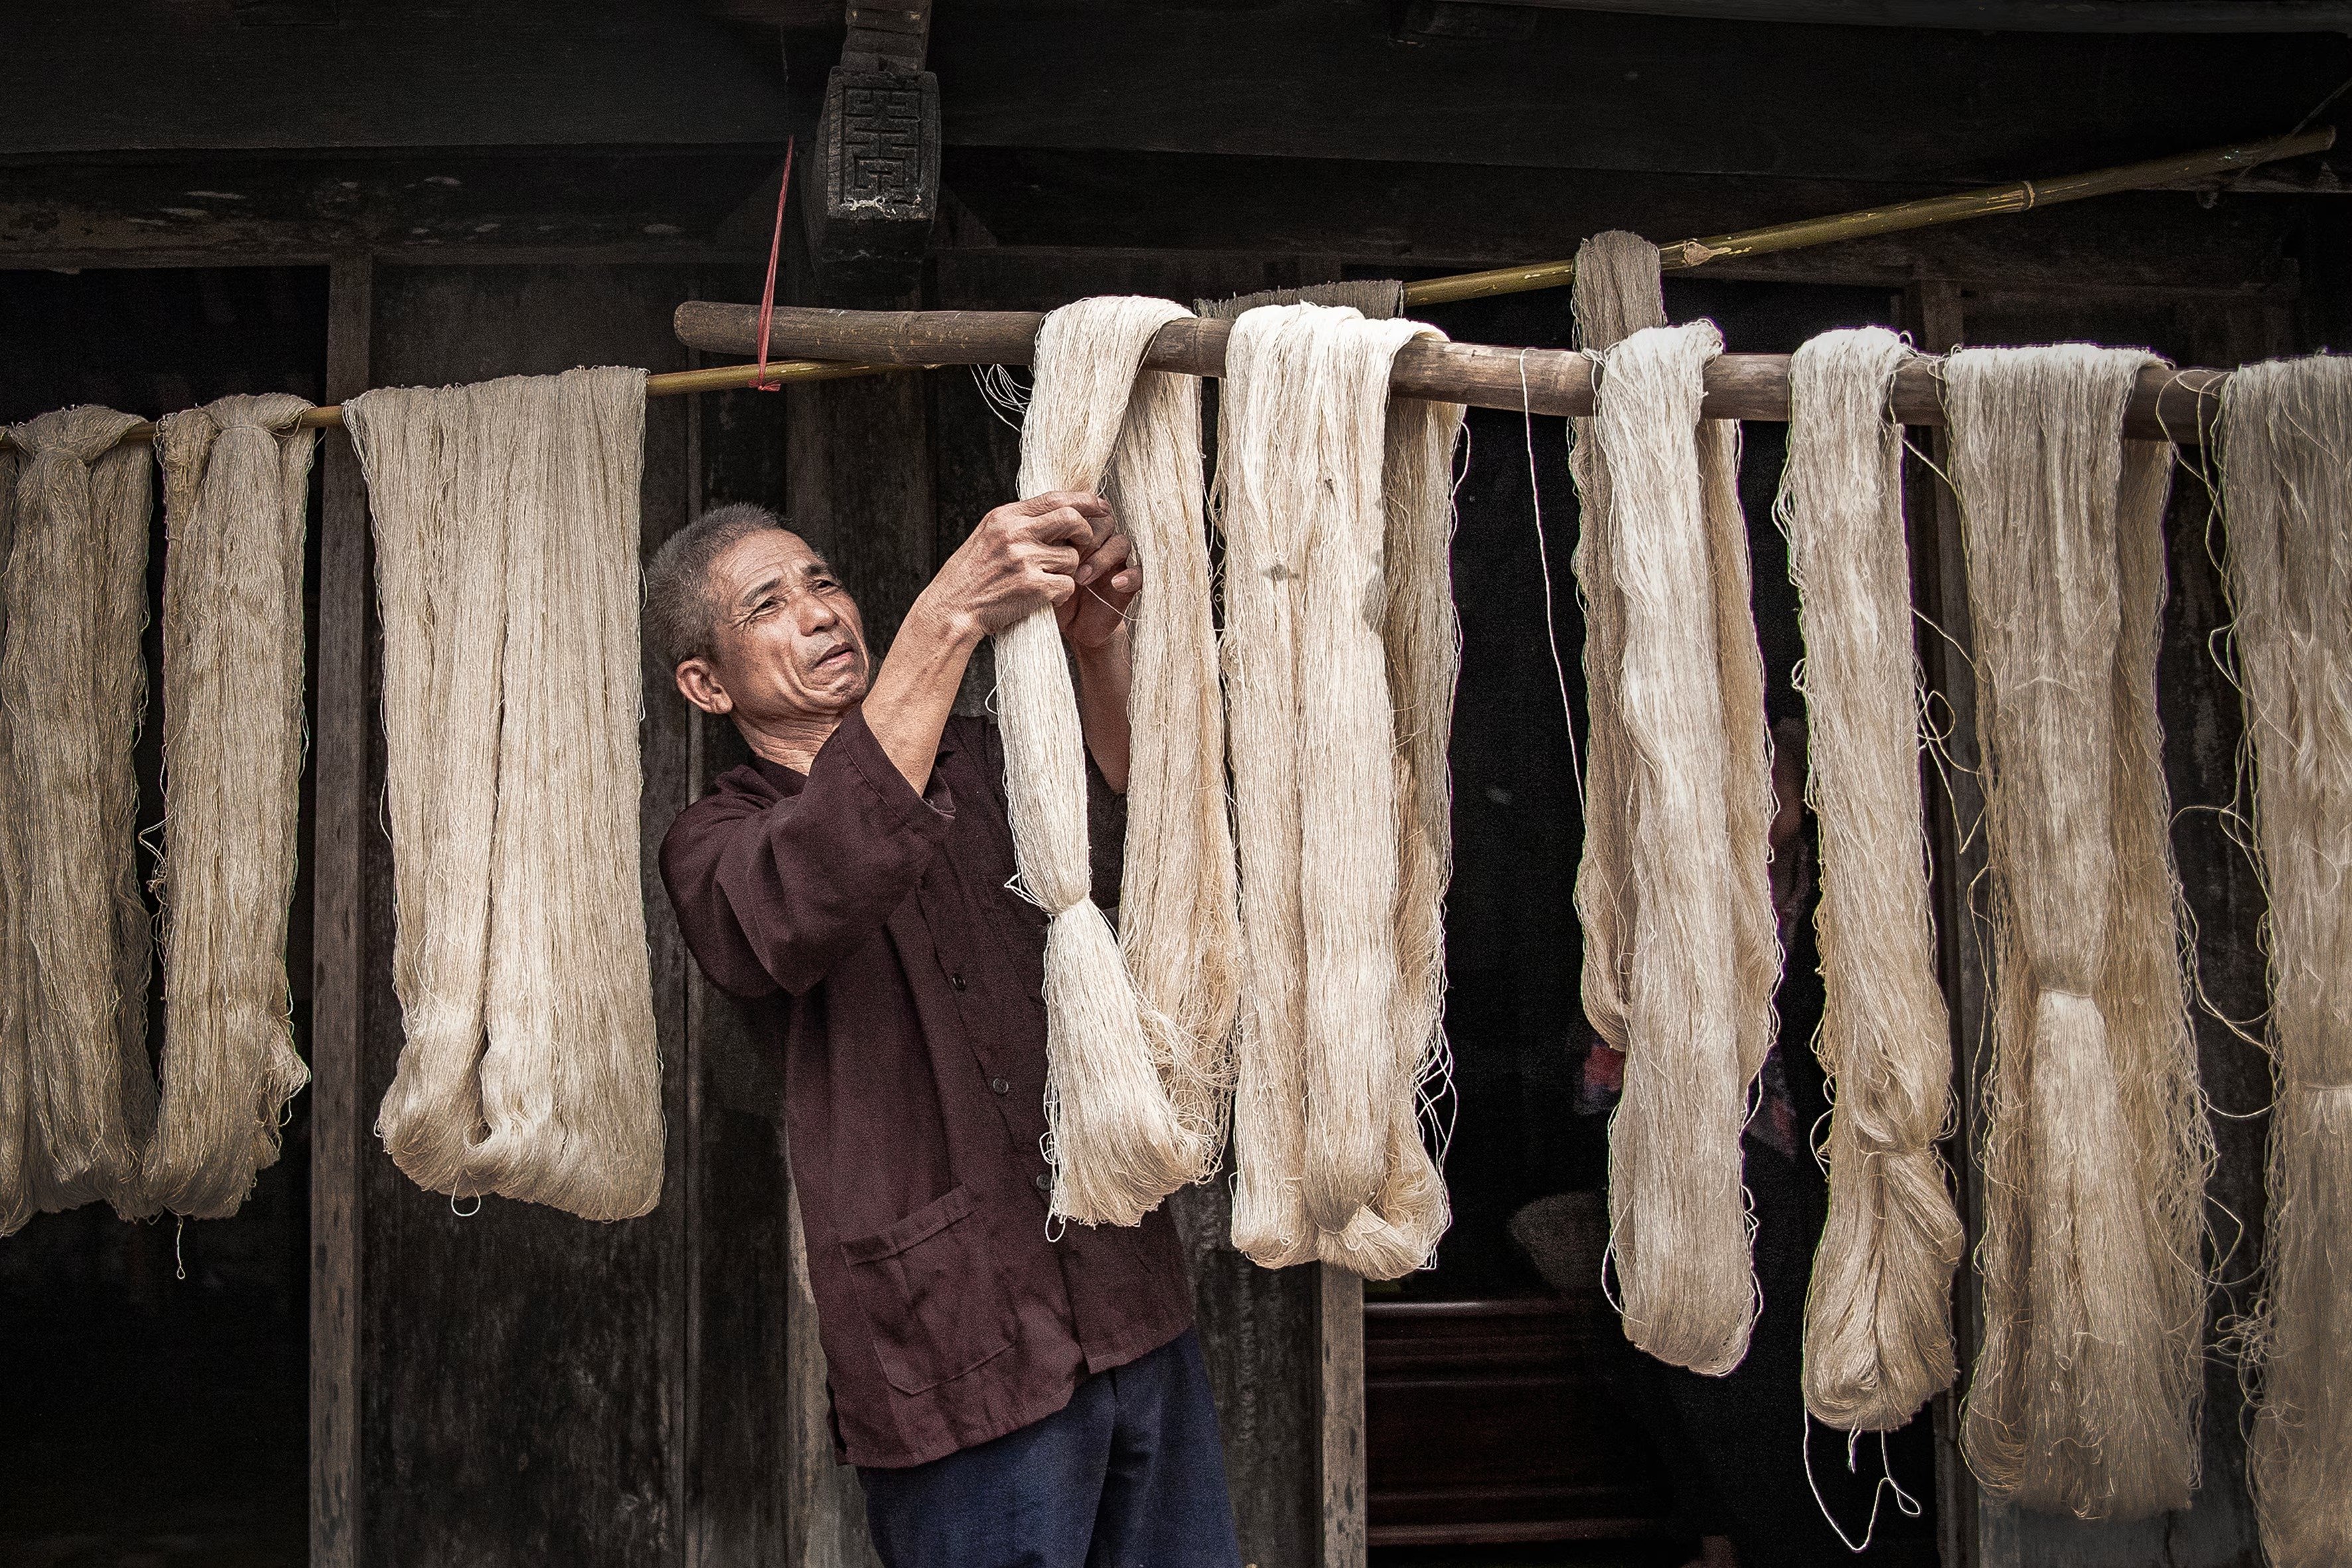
[1591,320,1778,1377]
[1565,232,1668,1056]
[1569,228,1663,1240]
[352,370,666,1221]
[2219,354,2352,1568]
[147,396,319,1219]
[1569,230,1780,1374]
[1014,297,1208,1228]
[349,381,509,1202]
[1320,378,1466,1279]
[1212,301,1452,1272]
[0,439,26,1235]
[1946,346,2210,1521]
[1291,310,1424,1235]
[0,407,159,1223]
[1220,304,1322,1269]
[1775,330,1963,1432]
[469,368,664,1221]
[1111,345,1240,1163]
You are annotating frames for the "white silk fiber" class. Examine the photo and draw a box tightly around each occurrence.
[147,394,318,1219]
[350,366,665,1222]
[1569,233,1781,1377]
[2218,352,2352,1568]
[1219,300,1460,1280]
[1776,329,1963,1433]
[0,407,159,1229]
[1014,296,1215,1227]
[1947,345,2211,1522]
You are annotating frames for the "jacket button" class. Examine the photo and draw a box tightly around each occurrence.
[949,973,967,992]
[990,1076,1010,1095]
[1033,1171,1051,1192]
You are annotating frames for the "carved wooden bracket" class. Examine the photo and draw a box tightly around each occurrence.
[804,1,938,295]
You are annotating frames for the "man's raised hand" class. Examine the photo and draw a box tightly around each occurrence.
[930,490,1113,639]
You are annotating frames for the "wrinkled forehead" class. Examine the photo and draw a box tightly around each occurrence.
[710,527,832,605]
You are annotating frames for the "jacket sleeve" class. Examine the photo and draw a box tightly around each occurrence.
[661,708,955,998]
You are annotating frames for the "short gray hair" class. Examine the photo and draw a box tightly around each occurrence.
[644,502,795,669]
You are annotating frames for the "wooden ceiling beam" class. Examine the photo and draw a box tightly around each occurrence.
[1452,0,2352,30]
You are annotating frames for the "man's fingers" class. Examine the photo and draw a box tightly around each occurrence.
[1020,488,1111,516]
[1029,542,1082,577]
[1075,532,1132,584]
[1025,505,1101,550]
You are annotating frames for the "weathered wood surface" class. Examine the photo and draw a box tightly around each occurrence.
[1,3,789,156]
[309,252,372,1568]
[8,3,2335,187]
[674,299,2234,437]
[1457,0,2352,29]
[935,162,2319,298]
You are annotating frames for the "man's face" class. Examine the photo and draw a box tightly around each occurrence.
[678,529,870,724]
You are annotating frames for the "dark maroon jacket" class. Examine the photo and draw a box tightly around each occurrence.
[659,707,1195,1468]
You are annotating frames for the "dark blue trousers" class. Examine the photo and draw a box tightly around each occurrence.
[857,1329,1243,1568]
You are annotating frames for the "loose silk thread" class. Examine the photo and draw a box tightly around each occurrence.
[351,367,665,1222]
[2217,352,2352,1568]
[1013,295,1213,1227]
[147,394,318,1219]
[1571,233,1780,1375]
[0,407,159,1230]
[1947,345,2211,1521]
[1776,329,1963,1432]
[1220,300,1460,1279]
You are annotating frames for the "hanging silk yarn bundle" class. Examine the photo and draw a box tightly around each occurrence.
[1220,299,1460,1280]
[1011,296,1219,1227]
[351,366,665,1222]
[1569,233,1781,1376]
[1776,329,1963,1431]
[146,395,317,1219]
[1947,345,2211,1520]
[0,408,159,1231]
[2218,353,2352,1568]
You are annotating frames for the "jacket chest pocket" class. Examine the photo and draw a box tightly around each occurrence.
[840,1185,1016,1395]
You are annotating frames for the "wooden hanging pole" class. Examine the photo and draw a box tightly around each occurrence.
[669,300,2232,440]
[1404,124,2336,305]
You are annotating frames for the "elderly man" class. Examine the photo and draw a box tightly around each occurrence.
[653,493,1241,1568]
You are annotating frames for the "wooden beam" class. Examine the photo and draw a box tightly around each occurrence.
[671,300,2236,439]
[933,152,2315,296]
[1,4,790,156]
[309,249,372,1568]
[1458,0,2352,29]
[929,2,2349,181]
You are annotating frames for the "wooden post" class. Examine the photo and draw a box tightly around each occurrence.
[309,249,373,1568]
[1317,1267,1368,1568]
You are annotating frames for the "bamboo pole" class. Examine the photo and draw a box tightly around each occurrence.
[670,300,2231,440]
[81,357,899,444]
[1403,125,2336,305]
